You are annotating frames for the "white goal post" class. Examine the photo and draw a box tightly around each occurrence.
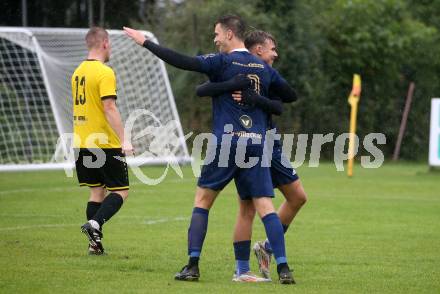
[0,27,191,171]
[429,98,440,166]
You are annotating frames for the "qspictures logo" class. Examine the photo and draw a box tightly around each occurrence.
[55,108,388,185]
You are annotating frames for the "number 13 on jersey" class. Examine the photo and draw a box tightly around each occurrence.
[74,76,86,105]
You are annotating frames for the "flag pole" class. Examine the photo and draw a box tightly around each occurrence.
[347,74,361,177]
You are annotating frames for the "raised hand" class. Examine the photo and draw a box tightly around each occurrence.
[123,27,147,46]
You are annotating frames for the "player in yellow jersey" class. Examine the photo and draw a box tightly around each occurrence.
[72,27,133,255]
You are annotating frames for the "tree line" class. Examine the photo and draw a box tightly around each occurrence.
[2,0,439,160]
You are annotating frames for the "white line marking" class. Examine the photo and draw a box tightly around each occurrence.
[0,187,79,195]
[0,178,195,195]
[143,216,187,225]
[0,216,187,231]
[0,214,66,218]
[0,224,78,231]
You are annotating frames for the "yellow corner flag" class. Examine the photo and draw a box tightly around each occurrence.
[347,74,361,177]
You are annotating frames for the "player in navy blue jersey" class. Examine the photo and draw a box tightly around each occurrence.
[196,30,308,281]
[124,15,295,284]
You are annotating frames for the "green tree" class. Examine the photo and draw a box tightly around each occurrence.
[3,1,440,159]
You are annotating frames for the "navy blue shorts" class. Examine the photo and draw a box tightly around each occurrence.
[197,144,274,200]
[270,144,299,188]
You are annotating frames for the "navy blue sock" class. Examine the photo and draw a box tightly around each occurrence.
[265,223,289,252]
[187,207,209,258]
[233,240,251,275]
[262,213,287,265]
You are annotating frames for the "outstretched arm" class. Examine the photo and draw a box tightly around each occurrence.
[269,68,298,103]
[271,81,297,103]
[233,90,283,116]
[196,75,251,97]
[123,27,204,72]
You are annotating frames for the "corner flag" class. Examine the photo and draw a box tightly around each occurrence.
[347,74,361,177]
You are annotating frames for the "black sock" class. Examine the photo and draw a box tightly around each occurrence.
[92,193,124,227]
[277,262,289,274]
[86,201,102,220]
[188,256,199,267]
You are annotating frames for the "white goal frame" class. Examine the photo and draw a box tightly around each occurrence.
[429,98,440,167]
[0,27,191,171]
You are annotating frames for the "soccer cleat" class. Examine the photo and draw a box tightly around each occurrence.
[278,264,296,284]
[88,244,106,256]
[253,241,272,279]
[81,222,104,255]
[232,271,271,283]
[174,265,200,281]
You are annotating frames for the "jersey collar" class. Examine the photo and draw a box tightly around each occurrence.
[229,48,249,53]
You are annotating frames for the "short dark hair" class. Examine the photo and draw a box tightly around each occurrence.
[214,14,246,41]
[85,27,109,49]
[244,30,277,50]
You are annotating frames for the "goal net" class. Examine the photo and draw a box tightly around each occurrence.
[0,27,191,171]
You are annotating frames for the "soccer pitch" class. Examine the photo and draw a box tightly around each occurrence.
[0,163,439,293]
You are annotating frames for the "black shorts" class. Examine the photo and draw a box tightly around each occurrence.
[75,148,129,191]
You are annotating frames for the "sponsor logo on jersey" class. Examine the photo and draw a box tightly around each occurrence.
[239,115,252,129]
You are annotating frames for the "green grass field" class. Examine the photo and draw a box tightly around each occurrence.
[0,163,439,293]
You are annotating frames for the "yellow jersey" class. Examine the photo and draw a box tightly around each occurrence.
[71,60,121,149]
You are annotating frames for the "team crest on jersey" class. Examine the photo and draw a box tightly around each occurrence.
[239,115,252,129]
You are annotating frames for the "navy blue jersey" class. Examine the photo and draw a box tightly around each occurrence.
[267,81,286,147]
[266,70,287,131]
[196,50,284,145]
